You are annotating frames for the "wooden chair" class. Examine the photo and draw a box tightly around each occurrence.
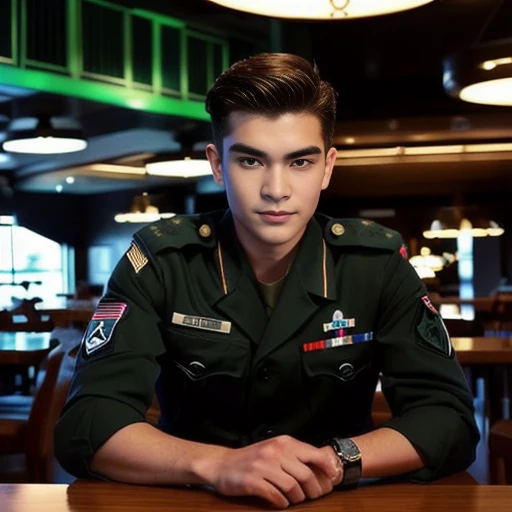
[489,419,512,484]
[0,327,81,483]
[0,298,54,332]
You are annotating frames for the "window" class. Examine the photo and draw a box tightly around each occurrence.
[0,217,68,308]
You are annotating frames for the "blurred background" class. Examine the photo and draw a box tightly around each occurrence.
[0,0,511,313]
[2,0,512,487]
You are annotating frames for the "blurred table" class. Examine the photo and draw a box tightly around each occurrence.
[2,472,508,512]
[0,331,52,366]
[0,331,52,394]
[36,298,95,328]
[453,337,512,365]
[453,337,512,423]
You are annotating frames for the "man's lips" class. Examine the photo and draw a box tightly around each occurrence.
[258,211,295,222]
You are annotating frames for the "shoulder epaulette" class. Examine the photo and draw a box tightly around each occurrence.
[133,214,216,256]
[318,215,403,252]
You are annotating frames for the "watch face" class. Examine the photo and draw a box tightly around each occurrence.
[338,439,361,462]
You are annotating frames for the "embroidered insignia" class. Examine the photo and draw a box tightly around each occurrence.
[172,312,232,334]
[418,296,452,357]
[323,310,356,333]
[421,295,439,315]
[127,242,148,273]
[399,244,408,259]
[303,332,373,352]
[84,302,127,355]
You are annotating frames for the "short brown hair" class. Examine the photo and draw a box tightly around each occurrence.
[205,53,337,154]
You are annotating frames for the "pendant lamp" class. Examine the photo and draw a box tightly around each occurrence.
[114,193,175,223]
[443,2,512,107]
[2,116,87,154]
[206,0,435,20]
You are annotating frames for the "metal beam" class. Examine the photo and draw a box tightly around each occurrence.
[0,64,210,120]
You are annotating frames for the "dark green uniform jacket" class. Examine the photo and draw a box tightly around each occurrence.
[55,210,479,481]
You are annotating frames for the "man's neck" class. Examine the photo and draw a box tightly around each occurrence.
[235,228,305,284]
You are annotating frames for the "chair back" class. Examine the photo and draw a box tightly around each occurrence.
[24,327,82,482]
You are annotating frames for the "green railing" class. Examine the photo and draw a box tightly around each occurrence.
[0,0,258,120]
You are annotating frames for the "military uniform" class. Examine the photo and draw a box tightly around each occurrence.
[55,210,479,481]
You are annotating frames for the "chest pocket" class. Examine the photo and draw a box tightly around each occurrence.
[165,325,249,381]
[302,341,376,382]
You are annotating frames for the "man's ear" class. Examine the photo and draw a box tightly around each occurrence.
[321,146,337,190]
[206,143,224,186]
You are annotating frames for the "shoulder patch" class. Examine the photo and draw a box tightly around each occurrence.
[322,217,403,252]
[417,295,453,357]
[82,301,127,358]
[126,241,148,273]
[133,214,216,255]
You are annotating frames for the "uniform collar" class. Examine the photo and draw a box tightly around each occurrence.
[215,210,337,301]
[212,211,337,348]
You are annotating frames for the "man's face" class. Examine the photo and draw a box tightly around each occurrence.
[206,112,336,254]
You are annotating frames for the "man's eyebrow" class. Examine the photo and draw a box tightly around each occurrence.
[285,146,322,160]
[228,143,323,160]
[229,143,267,159]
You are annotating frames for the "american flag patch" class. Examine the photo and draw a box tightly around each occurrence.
[303,332,373,352]
[84,302,128,356]
[421,296,439,315]
[92,302,127,321]
[127,242,148,273]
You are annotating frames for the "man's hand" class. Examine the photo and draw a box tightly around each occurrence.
[194,435,342,509]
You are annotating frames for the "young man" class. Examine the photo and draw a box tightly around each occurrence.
[55,53,479,509]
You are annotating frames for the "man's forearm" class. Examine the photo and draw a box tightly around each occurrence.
[90,422,228,485]
[350,427,425,479]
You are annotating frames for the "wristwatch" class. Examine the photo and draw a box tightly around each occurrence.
[327,437,362,487]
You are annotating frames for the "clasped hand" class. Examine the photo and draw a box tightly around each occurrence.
[200,435,342,509]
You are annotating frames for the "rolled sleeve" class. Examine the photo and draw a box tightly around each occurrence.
[54,247,168,478]
[376,249,480,481]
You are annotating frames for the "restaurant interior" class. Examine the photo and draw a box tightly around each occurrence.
[1,0,512,503]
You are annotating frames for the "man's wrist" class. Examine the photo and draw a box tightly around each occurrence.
[187,445,232,486]
[320,445,344,485]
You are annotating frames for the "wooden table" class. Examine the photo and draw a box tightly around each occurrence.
[1,475,511,512]
[37,299,94,328]
[0,331,52,394]
[0,331,52,366]
[453,337,512,365]
[453,337,512,423]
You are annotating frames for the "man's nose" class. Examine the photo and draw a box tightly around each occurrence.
[261,167,291,202]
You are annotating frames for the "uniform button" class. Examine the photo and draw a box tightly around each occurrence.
[199,224,212,238]
[258,366,270,381]
[331,223,345,236]
[338,363,355,381]
[189,361,206,376]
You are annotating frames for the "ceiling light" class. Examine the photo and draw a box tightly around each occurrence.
[0,215,15,225]
[146,157,212,178]
[337,142,512,159]
[89,164,146,176]
[206,0,434,19]
[114,192,175,223]
[66,176,75,184]
[409,247,447,273]
[55,184,63,193]
[444,40,512,106]
[423,208,504,239]
[2,116,87,154]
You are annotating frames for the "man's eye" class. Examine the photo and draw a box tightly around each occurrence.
[240,158,260,166]
[293,159,311,167]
